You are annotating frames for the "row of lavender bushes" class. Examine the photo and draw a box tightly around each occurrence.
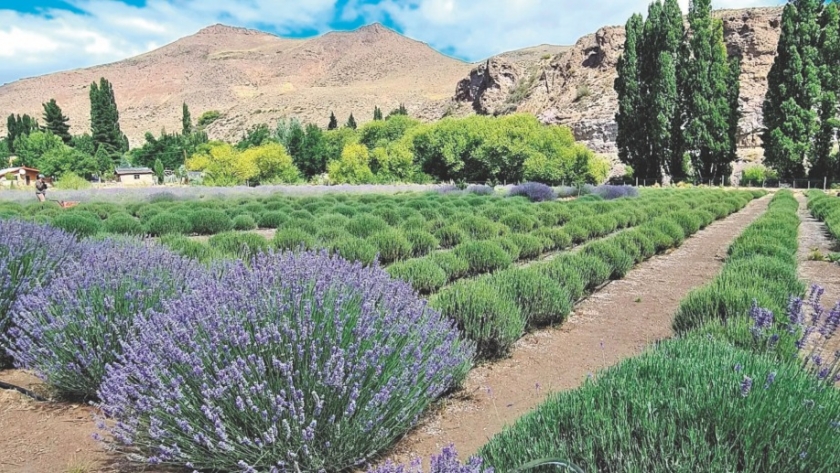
[437,182,639,202]
[0,219,474,472]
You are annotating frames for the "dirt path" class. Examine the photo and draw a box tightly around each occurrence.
[796,193,840,306]
[382,195,771,465]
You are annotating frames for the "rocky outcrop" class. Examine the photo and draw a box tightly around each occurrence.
[451,7,785,157]
[454,58,522,115]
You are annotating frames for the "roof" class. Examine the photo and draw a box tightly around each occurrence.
[114,167,154,175]
[0,166,40,175]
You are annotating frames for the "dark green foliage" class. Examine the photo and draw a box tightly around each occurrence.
[457,215,502,240]
[614,13,647,180]
[491,236,521,261]
[480,336,840,472]
[158,234,219,263]
[583,241,635,279]
[51,212,102,237]
[813,3,840,179]
[328,237,378,266]
[89,78,128,163]
[499,213,538,233]
[182,103,192,136]
[42,99,72,144]
[328,112,338,130]
[296,124,329,178]
[188,209,233,235]
[404,230,439,257]
[6,113,38,153]
[235,124,272,150]
[537,259,587,301]
[669,210,702,235]
[373,106,383,121]
[257,211,288,229]
[346,215,390,238]
[104,214,144,235]
[507,234,544,259]
[454,241,512,275]
[430,280,525,359]
[273,228,316,251]
[146,213,192,236]
[485,268,573,327]
[232,214,257,231]
[208,232,270,259]
[434,225,467,248]
[196,111,221,128]
[345,113,357,130]
[386,259,447,294]
[532,228,572,251]
[367,229,413,264]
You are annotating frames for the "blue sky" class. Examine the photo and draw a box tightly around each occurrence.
[0,0,782,85]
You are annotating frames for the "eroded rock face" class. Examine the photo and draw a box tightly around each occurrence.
[454,58,522,115]
[452,7,784,158]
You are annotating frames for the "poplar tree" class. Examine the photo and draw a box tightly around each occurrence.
[762,0,822,179]
[182,102,192,136]
[373,106,383,121]
[813,2,840,179]
[615,14,645,179]
[90,77,128,162]
[42,99,72,144]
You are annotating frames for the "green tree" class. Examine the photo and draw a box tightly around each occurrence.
[42,99,72,144]
[680,1,739,182]
[153,158,164,184]
[94,145,114,178]
[38,146,97,179]
[182,103,192,136]
[6,114,38,153]
[615,13,645,181]
[386,104,408,119]
[813,2,840,179]
[327,143,374,184]
[359,114,421,149]
[13,131,64,168]
[128,131,188,170]
[346,113,357,130]
[196,110,221,128]
[297,124,328,179]
[762,0,822,179]
[241,142,301,184]
[71,133,96,156]
[373,106,383,121]
[89,77,128,163]
[235,124,272,150]
[285,120,306,162]
[328,112,338,130]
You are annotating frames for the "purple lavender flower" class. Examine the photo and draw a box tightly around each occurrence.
[508,182,556,202]
[591,185,640,200]
[740,376,753,397]
[465,185,494,196]
[98,250,474,472]
[764,372,776,389]
[367,445,493,473]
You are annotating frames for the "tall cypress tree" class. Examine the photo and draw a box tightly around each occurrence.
[90,77,128,163]
[328,112,338,130]
[615,13,645,179]
[182,102,192,136]
[762,0,822,179]
[373,106,383,121]
[346,113,357,130]
[813,2,840,179]
[42,99,72,144]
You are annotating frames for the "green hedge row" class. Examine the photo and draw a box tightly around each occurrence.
[429,191,756,359]
[673,190,803,339]
[808,190,840,241]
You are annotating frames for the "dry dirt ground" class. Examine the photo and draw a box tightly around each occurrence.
[0,196,770,473]
[796,193,840,306]
[381,195,771,466]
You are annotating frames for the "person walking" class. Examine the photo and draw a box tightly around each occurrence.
[35,174,48,202]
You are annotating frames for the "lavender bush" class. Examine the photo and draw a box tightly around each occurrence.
[8,239,203,398]
[368,446,493,473]
[591,185,639,200]
[507,182,556,202]
[0,220,83,367]
[98,250,474,472]
[465,185,494,196]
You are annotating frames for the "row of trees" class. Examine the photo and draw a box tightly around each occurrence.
[615,0,740,184]
[762,0,840,179]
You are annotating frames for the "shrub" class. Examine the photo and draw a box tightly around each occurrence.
[98,251,473,472]
[387,259,448,294]
[368,229,413,264]
[258,211,288,229]
[52,172,91,190]
[273,228,316,251]
[583,240,635,279]
[479,336,840,472]
[104,214,144,236]
[435,225,467,248]
[670,211,702,235]
[207,232,270,259]
[508,234,545,260]
[146,212,192,236]
[499,213,539,233]
[9,241,201,398]
[491,236,521,261]
[158,234,219,262]
[431,280,525,359]
[565,253,612,289]
[405,230,439,257]
[485,268,572,327]
[0,221,82,366]
[465,184,494,195]
[315,213,350,230]
[454,241,513,276]
[328,236,378,266]
[232,214,257,231]
[50,212,102,237]
[430,251,471,281]
[537,259,586,301]
[317,226,348,244]
[508,182,556,202]
[188,209,233,235]
[458,216,502,240]
[533,228,572,251]
[591,185,639,200]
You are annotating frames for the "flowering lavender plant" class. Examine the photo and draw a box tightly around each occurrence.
[368,446,493,473]
[591,185,639,200]
[465,185,494,196]
[8,239,203,398]
[0,220,83,366]
[507,182,556,202]
[98,250,474,472]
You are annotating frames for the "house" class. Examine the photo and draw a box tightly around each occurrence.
[0,166,44,187]
[115,167,155,185]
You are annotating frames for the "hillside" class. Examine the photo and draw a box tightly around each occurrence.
[0,23,475,146]
[449,7,784,160]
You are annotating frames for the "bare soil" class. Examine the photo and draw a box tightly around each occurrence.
[0,196,770,473]
[796,192,840,311]
[381,195,771,466]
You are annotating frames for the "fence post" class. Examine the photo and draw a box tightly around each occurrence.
[826,177,828,190]
[636,177,639,187]
[808,181,811,190]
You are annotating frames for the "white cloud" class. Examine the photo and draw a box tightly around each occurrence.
[0,0,784,84]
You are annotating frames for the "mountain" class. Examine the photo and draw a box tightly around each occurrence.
[449,6,784,164]
[0,23,475,146]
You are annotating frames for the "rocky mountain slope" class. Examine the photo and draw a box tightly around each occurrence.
[449,7,783,160]
[0,23,474,146]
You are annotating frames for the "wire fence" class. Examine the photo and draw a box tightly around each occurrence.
[607,177,839,190]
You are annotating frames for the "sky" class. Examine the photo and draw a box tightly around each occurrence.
[0,0,783,85]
